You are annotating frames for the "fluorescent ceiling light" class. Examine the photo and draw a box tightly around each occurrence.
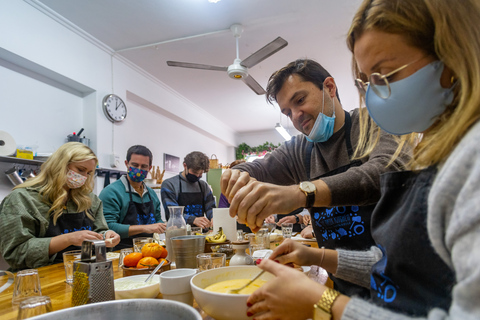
[275,123,291,141]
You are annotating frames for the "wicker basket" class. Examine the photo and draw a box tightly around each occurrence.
[209,154,219,169]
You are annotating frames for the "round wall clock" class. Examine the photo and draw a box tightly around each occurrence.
[102,94,127,123]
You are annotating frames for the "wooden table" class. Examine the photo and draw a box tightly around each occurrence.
[0,238,321,319]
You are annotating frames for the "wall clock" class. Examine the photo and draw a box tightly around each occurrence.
[102,94,127,123]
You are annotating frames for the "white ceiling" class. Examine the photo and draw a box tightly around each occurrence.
[37,0,363,135]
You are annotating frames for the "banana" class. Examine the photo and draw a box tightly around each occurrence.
[208,234,227,243]
[206,227,226,243]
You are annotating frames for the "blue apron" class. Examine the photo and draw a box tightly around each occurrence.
[115,180,156,250]
[305,111,375,298]
[370,166,455,316]
[45,209,94,263]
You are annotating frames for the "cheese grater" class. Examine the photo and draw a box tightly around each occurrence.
[71,240,115,306]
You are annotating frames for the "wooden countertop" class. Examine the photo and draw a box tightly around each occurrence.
[0,237,319,319]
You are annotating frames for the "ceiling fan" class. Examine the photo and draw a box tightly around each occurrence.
[166,24,288,95]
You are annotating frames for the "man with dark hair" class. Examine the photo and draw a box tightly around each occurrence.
[100,145,166,249]
[161,151,215,229]
[221,59,411,297]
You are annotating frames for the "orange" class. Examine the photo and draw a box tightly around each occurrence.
[123,252,143,268]
[141,243,163,259]
[159,246,168,259]
[136,257,159,269]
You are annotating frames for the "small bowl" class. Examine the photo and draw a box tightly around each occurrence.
[190,266,274,320]
[121,260,171,277]
[204,240,231,253]
[114,274,160,299]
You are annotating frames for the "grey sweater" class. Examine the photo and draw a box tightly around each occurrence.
[337,120,480,319]
[234,109,410,207]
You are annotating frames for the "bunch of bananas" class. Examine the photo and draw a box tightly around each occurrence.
[206,227,227,243]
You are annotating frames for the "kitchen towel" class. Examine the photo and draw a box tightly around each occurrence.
[0,131,16,156]
[212,208,237,242]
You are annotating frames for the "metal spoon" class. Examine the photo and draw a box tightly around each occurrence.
[144,259,166,283]
[228,269,265,294]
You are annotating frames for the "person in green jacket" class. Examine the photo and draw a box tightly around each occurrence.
[99,145,165,250]
[0,142,120,271]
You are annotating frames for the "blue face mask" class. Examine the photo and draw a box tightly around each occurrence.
[128,166,148,182]
[365,60,454,135]
[306,85,336,143]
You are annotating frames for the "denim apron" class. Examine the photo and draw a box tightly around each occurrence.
[45,210,94,262]
[177,176,207,230]
[305,111,375,297]
[115,180,156,250]
[370,166,455,316]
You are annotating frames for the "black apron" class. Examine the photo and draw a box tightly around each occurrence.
[305,111,375,297]
[176,175,206,226]
[115,180,156,250]
[45,209,94,263]
[370,166,455,316]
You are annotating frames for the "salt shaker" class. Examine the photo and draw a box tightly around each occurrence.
[229,241,254,266]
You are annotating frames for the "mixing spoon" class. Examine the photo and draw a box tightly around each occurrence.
[144,259,166,283]
[228,269,265,294]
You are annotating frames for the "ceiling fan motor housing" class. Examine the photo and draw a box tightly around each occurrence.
[227,58,248,79]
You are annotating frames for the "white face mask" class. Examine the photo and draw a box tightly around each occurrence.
[66,169,87,189]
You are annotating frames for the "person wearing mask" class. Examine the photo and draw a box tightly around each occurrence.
[161,151,215,230]
[0,142,120,271]
[247,0,480,319]
[99,145,165,250]
[221,59,411,296]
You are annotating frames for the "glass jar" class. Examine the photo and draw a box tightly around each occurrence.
[165,206,187,263]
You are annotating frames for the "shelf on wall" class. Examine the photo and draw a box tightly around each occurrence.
[0,155,43,166]
[0,156,126,177]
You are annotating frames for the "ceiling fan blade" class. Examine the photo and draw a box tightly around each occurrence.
[242,75,266,95]
[167,61,228,72]
[241,37,288,69]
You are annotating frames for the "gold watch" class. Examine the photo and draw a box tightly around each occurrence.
[313,288,340,320]
[299,181,316,208]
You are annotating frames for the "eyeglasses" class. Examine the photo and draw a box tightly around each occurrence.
[354,58,422,99]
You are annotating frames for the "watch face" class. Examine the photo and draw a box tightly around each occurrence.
[103,94,127,122]
[301,181,315,193]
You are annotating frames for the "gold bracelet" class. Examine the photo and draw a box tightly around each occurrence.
[313,288,340,320]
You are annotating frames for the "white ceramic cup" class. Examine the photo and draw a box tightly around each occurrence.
[160,268,197,306]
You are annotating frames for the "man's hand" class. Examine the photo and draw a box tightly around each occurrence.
[300,225,314,239]
[220,169,256,203]
[143,223,167,234]
[303,214,311,226]
[193,217,211,229]
[229,181,304,232]
[277,215,296,226]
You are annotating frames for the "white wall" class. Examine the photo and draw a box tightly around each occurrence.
[0,1,245,200]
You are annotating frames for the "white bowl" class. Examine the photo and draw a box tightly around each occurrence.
[114,274,160,299]
[190,266,274,320]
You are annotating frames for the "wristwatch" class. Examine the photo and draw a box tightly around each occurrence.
[295,215,300,224]
[299,181,316,208]
[313,288,340,320]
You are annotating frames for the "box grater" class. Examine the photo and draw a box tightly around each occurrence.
[71,240,115,306]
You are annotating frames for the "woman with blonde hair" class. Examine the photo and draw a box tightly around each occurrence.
[0,142,120,271]
[246,0,480,319]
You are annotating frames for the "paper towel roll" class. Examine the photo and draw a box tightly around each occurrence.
[0,131,16,156]
[212,208,237,242]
